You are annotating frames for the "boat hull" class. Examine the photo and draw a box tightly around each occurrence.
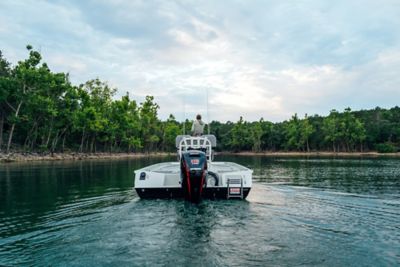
[135,187,251,199]
[134,161,252,201]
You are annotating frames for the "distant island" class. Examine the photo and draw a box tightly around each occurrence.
[0,46,399,162]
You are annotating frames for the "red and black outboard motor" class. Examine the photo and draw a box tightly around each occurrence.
[180,150,207,203]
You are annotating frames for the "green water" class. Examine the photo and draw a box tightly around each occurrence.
[0,156,399,266]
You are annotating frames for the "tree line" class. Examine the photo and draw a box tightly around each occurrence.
[210,107,399,153]
[0,46,399,154]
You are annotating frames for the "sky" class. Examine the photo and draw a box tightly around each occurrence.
[1,0,400,122]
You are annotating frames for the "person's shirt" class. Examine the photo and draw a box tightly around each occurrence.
[191,119,205,136]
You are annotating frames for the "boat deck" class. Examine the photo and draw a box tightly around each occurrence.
[134,135,252,200]
[134,161,253,199]
[139,161,250,174]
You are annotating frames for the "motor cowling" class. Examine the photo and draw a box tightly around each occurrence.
[180,150,207,203]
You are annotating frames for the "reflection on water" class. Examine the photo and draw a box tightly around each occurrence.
[1,156,399,266]
[220,155,400,195]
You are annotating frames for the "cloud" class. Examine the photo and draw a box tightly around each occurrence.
[1,0,400,122]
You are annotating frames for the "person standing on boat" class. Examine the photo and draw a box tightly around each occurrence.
[191,114,205,136]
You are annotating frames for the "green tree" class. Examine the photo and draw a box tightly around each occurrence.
[307,115,324,151]
[300,114,315,152]
[139,95,160,152]
[260,120,284,151]
[209,120,235,151]
[229,116,250,151]
[2,45,400,155]
[162,114,181,151]
[108,93,141,152]
[83,79,115,152]
[0,50,12,151]
[322,110,341,152]
[251,120,263,152]
[4,45,47,153]
[339,108,366,151]
[55,82,80,152]
[23,70,70,152]
[285,114,302,151]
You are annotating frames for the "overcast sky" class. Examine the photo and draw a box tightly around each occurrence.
[1,0,400,122]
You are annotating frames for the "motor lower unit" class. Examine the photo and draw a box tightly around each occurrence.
[180,150,207,202]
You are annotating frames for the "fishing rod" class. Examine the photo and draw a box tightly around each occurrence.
[183,94,186,135]
[207,88,210,135]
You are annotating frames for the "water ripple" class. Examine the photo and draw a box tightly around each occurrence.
[1,157,400,266]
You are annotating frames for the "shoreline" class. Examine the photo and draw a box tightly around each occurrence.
[218,151,400,157]
[1,150,400,163]
[0,152,173,163]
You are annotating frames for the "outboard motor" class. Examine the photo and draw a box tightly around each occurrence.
[180,150,207,203]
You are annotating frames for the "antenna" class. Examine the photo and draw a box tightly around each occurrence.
[207,88,210,134]
[182,94,186,135]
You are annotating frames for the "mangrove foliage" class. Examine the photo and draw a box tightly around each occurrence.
[0,46,399,153]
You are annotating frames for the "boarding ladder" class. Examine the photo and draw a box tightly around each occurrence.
[227,177,244,199]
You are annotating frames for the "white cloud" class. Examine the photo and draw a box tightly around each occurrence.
[1,0,400,122]
[48,55,87,73]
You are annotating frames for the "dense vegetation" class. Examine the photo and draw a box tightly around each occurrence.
[0,46,399,154]
[210,108,399,153]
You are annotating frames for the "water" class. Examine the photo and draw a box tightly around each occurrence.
[0,156,399,266]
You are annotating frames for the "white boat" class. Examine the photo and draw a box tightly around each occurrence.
[134,135,252,202]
